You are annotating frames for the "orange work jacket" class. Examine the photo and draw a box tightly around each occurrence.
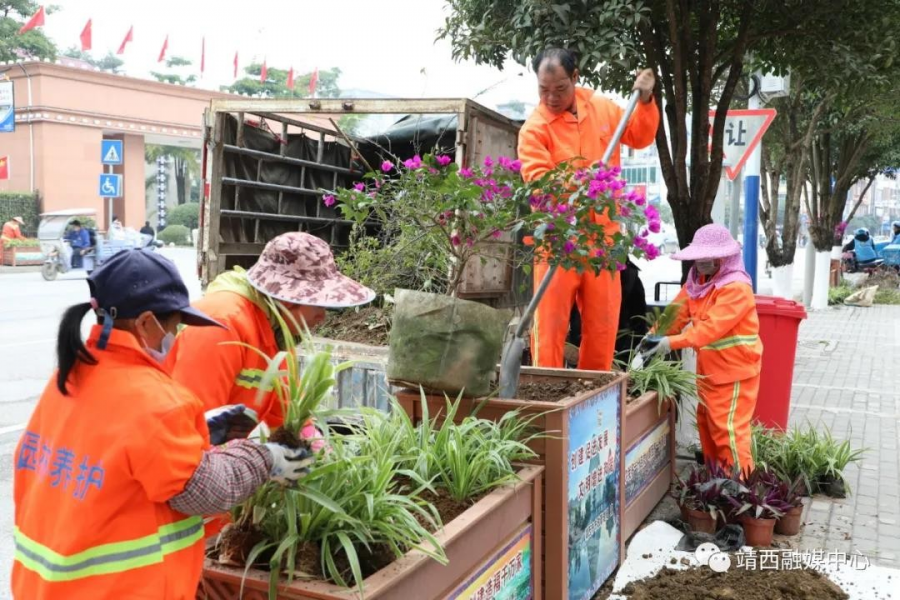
[518,87,659,234]
[2,220,25,241]
[665,283,763,385]
[13,326,209,600]
[167,291,285,428]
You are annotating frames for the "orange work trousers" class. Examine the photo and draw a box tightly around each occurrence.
[696,374,759,474]
[531,260,621,371]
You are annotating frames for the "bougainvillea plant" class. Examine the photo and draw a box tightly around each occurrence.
[323,154,660,296]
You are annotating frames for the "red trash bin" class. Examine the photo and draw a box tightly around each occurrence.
[753,295,808,431]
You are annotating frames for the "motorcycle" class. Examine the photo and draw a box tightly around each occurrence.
[841,251,884,275]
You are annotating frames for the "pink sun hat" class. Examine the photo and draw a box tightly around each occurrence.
[247,232,375,308]
[671,224,742,261]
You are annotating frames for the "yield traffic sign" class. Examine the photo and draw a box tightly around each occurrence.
[708,109,777,180]
[101,139,123,165]
[99,173,122,198]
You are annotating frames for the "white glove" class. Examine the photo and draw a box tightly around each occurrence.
[646,336,672,357]
[265,443,315,484]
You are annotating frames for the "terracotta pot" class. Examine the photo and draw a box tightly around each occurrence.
[680,504,691,522]
[685,508,717,534]
[742,515,776,547]
[775,505,803,536]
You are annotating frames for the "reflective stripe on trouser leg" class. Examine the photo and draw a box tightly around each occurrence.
[727,381,741,470]
[699,376,758,473]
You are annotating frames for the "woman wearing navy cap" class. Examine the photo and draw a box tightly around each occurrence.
[12,249,311,600]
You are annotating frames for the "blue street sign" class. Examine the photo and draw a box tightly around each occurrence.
[101,139,123,165]
[99,174,122,198]
[0,80,15,133]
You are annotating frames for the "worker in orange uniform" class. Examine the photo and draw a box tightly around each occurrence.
[645,224,763,473]
[518,48,660,371]
[12,249,312,599]
[2,215,26,256]
[166,232,375,430]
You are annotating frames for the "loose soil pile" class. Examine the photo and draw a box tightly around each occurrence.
[317,306,391,346]
[617,565,848,600]
[515,373,619,402]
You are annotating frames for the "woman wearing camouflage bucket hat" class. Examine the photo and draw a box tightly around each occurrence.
[642,224,762,474]
[166,232,374,433]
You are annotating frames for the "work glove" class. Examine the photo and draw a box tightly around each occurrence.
[644,336,672,357]
[205,404,258,445]
[265,443,315,485]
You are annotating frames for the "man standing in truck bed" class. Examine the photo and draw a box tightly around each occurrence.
[518,48,659,371]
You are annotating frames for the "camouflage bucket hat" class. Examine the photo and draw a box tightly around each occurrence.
[247,232,375,308]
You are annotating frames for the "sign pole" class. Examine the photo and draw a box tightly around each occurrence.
[742,94,762,292]
[106,163,113,231]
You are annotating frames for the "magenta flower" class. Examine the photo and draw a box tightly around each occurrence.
[459,167,474,178]
[436,155,452,166]
[564,241,576,254]
[546,223,556,231]
[491,229,502,239]
[619,206,632,217]
[644,205,660,220]
[451,233,461,246]
[509,159,522,172]
[381,160,394,173]
[323,194,336,207]
[466,237,475,247]
[649,220,661,233]
[403,155,423,169]
[595,249,606,258]
[353,182,365,192]
[635,195,646,206]
[484,156,494,168]
[428,167,439,175]
[646,244,660,260]
[615,262,626,271]
[498,156,511,169]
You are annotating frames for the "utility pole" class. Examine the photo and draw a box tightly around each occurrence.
[742,94,762,291]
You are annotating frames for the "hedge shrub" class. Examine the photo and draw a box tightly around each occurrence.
[158,224,192,246]
[167,202,200,230]
[0,192,41,237]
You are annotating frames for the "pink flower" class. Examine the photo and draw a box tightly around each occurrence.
[509,159,522,172]
[466,237,475,247]
[546,223,556,231]
[381,160,394,173]
[575,169,588,181]
[615,262,626,271]
[640,229,649,237]
[353,182,365,192]
[451,233,461,246]
[594,249,606,258]
[646,244,660,260]
[436,155,452,166]
[498,156,511,169]
[429,167,439,175]
[459,167,474,178]
[404,155,423,169]
[323,194,336,207]
[491,229,502,239]
[619,206,631,217]
[644,205,660,220]
[564,241,576,254]
[649,220,661,233]
[484,156,494,168]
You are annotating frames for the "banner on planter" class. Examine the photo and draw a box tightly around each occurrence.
[447,524,532,600]
[566,385,621,600]
[624,419,671,507]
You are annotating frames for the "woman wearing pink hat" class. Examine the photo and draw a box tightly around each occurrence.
[645,224,762,473]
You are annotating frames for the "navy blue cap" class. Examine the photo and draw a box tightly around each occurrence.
[88,249,223,329]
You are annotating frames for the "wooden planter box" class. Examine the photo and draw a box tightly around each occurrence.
[198,465,543,600]
[2,245,43,266]
[397,368,627,600]
[622,391,675,543]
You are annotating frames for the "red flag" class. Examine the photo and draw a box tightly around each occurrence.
[117,25,133,55]
[18,6,45,35]
[308,67,318,97]
[0,156,9,181]
[80,19,92,52]
[233,51,239,79]
[158,34,169,63]
[286,66,294,90]
[200,37,206,75]
[260,60,267,83]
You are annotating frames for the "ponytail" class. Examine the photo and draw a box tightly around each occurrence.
[56,303,98,395]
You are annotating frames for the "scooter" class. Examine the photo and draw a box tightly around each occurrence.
[841,251,884,274]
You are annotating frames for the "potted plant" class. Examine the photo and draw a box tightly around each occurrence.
[671,463,745,534]
[728,469,793,547]
[1,237,43,266]
[773,476,805,536]
[327,155,658,398]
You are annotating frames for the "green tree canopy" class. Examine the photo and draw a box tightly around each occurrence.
[225,64,341,98]
[150,56,197,86]
[0,1,57,62]
[62,47,124,73]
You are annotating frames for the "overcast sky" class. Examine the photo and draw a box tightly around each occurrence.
[41,0,540,110]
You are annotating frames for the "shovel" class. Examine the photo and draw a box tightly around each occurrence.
[497,89,644,399]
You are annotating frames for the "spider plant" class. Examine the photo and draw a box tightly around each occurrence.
[638,301,685,338]
[626,353,700,421]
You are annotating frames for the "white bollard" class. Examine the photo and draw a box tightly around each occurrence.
[810,250,832,310]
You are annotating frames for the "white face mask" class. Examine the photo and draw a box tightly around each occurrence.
[142,316,175,363]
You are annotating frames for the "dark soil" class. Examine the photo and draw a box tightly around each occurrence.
[514,373,618,402]
[417,487,480,531]
[295,541,324,579]
[616,565,848,600]
[317,306,391,346]
[269,426,303,449]
[217,524,266,567]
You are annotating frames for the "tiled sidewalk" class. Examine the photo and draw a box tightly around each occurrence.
[788,305,900,569]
